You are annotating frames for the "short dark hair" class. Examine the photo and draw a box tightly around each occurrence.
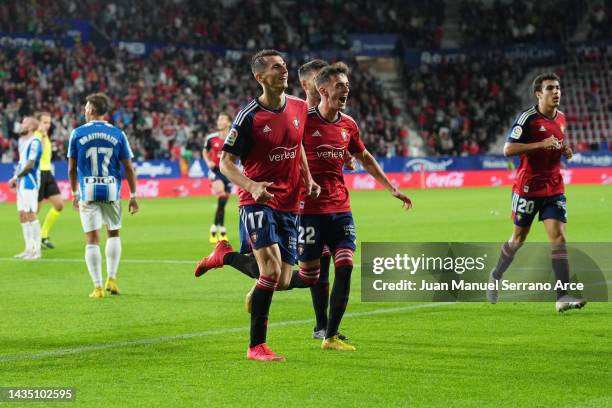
[218,111,232,122]
[86,93,111,116]
[532,72,560,94]
[314,62,350,88]
[298,59,329,80]
[250,49,283,75]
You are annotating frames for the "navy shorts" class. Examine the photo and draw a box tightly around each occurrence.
[209,168,232,193]
[298,212,357,262]
[38,170,61,201]
[238,204,298,265]
[511,193,567,227]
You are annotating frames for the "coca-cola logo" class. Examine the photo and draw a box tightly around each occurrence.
[561,169,572,185]
[268,145,298,162]
[137,180,160,197]
[57,181,72,200]
[353,175,376,190]
[315,144,344,159]
[490,176,503,187]
[426,172,465,188]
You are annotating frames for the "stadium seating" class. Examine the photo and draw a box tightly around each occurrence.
[401,57,524,155]
[0,0,610,161]
[554,44,612,150]
[458,0,585,48]
[0,44,398,161]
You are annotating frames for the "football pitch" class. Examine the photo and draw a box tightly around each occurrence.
[0,185,610,407]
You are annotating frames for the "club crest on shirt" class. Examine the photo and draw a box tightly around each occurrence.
[341,129,348,141]
[293,118,300,129]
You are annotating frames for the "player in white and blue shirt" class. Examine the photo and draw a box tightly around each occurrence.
[9,117,43,259]
[68,120,133,202]
[68,93,139,298]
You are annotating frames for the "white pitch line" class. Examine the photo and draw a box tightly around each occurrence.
[0,257,197,265]
[0,303,448,363]
[0,257,365,268]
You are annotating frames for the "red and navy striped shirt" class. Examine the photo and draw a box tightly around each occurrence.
[507,106,566,197]
[222,95,308,212]
[301,107,365,214]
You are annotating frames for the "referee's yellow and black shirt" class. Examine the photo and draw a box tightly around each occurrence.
[35,130,52,171]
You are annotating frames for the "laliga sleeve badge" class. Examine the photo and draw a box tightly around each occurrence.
[225,129,237,146]
[511,125,523,139]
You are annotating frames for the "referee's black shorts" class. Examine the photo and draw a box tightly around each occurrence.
[38,170,61,201]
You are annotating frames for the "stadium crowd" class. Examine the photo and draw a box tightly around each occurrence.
[2,0,443,50]
[0,43,402,162]
[0,0,610,162]
[402,57,525,156]
[458,0,585,48]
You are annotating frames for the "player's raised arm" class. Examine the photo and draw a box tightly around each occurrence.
[354,149,412,209]
[219,151,273,204]
[122,159,139,214]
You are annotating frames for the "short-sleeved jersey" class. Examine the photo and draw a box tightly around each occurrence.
[68,120,134,202]
[17,136,43,191]
[301,107,365,214]
[204,131,225,168]
[506,106,566,197]
[35,130,53,171]
[222,95,308,213]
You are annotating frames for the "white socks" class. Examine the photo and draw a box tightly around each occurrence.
[85,244,103,288]
[21,222,29,252]
[86,238,122,288]
[30,220,41,254]
[20,221,41,254]
[105,237,122,279]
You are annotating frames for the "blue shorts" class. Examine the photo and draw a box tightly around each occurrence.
[298,212,357,262]
[238,204,298,265]
[511,193,567,227]
[209,168,232,193]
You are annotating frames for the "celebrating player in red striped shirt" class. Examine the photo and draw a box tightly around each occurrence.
[196,50,319,362]
[487,72,586,312]
[295,62,412,350]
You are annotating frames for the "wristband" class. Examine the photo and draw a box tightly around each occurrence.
[71,191,78,197]
[130,192,137,199]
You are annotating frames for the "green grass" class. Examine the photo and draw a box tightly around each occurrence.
[0,185,610,407]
